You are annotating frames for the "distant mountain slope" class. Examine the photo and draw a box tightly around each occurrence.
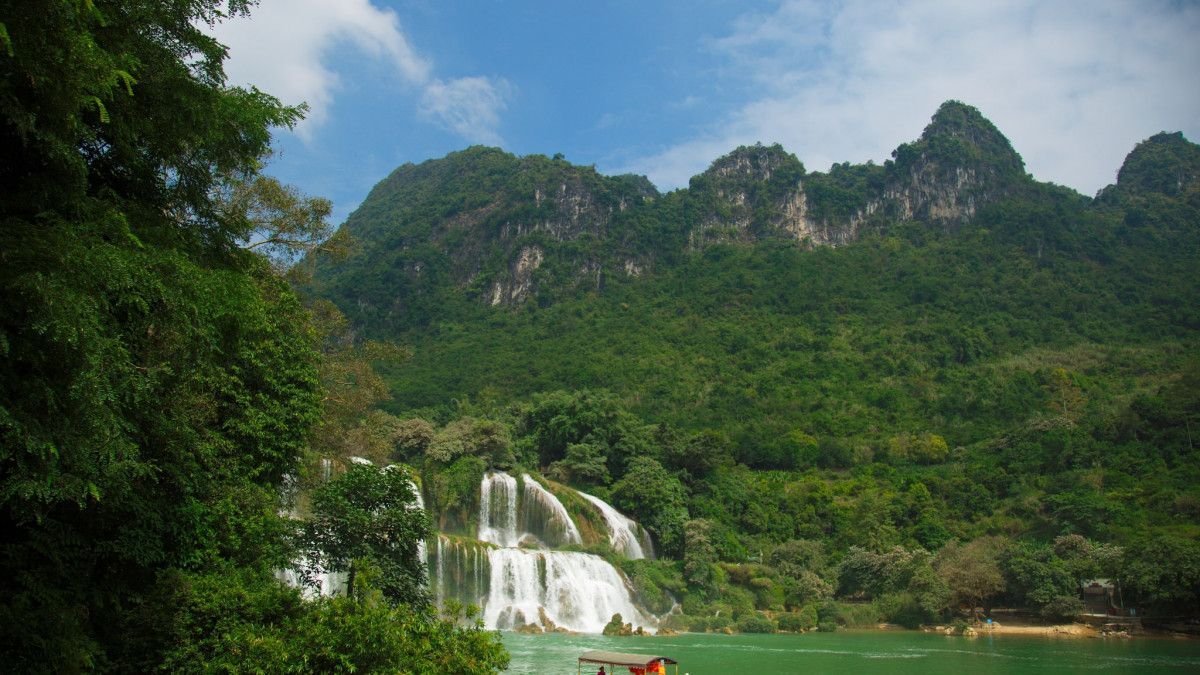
[304,101,1199,464]
[308,102,1056,329]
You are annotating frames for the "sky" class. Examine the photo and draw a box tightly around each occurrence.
[211,0,1200,226]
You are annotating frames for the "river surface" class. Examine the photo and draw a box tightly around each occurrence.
[501,630,1200,674]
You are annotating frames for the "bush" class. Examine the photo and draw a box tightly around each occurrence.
[875,592,932,629]
[736,613,777,634]
[817,620,838,633]
[1039,595,1085,622]
[823,601,880,628]
[776,611,816,632]
[686,609,736,633]
[620,560,684,616]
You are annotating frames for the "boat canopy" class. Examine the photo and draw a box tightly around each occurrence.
[578,650,678,666]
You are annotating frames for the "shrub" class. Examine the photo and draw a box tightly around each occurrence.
[1039,595,1085,622]
[736,613,778,634]
[776,611,815,632]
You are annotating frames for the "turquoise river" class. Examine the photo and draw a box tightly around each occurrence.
[501,630,1200,674]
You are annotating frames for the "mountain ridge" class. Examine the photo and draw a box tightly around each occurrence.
[310,100,1194,335]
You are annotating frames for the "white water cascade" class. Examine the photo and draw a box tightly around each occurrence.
[483,549,655,633]
[478,471,520,547]
[521,474,582,547]
[405,475,428,565]
[577,491,654,560]
[443,470,657,633]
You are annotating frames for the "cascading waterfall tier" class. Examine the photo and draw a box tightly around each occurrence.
[478,471,520,547]
[520,474,582,547]
[483,548,654,633]
[405,475,428,564]
[430,534,491,610]
[436,470,658,633]
[577,491,654,560]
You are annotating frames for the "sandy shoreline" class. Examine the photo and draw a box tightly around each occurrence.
[927,622,1100,637]
[903,620,1196,640]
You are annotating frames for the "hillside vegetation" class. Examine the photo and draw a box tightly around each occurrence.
[306,106,1200,628]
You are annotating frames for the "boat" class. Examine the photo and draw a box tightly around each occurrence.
[577,650,680,675]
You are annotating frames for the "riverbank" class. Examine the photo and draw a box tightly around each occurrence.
[918,621,1102,638]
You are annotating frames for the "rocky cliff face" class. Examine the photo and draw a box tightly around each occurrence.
[314,101,1098,321]
[689,101,1029,249]
[321,148,658,321]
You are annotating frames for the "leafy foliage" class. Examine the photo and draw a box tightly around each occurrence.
[299,463,431,605]
[0,1,508,670]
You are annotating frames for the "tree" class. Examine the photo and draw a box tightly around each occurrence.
[770,539,829,579]
[1001,541,1078,617]
[935,537,1009,618]
[0,1,320,667]
[516,389,650,478]
[611,457,689,557]
[219,174,346,273]
[299,463,431,606]
[683,519,719,591]
[308,301,412,466]
[838,545,930,598]
[663,429,733,482]
[548,439,611,485]
[392,417,437,462]
[0,3,510,671]
[427,417,514,468]
[1121,533,1200,614]
[159,568,509,674]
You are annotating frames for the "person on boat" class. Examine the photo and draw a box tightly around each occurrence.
[596,667,605,675]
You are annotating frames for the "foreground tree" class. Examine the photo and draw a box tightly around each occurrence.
[0,2,506,671]
[299,463,431,605]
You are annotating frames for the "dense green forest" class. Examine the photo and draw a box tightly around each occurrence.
[0,2,505,672]
[305,103,1200,630]
[3,1,1198,667]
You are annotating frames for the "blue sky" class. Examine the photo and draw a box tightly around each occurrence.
[212,0,1200,226]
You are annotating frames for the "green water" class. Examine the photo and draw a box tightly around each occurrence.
[501,630,1200,674]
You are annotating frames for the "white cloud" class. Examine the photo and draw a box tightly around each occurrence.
[419,77,512,145]
[625,0,1200,195]
[211,0,507,144]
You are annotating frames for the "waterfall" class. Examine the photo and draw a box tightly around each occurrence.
[483,549,654,633]
[407,476,428,565]
[577,491,654,560]
[520,474,582,547]
[442,470,658,633]
[429,535,492,610]
[479,472,520,547]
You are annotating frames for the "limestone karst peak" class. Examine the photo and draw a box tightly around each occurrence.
[1115,131,1200,197]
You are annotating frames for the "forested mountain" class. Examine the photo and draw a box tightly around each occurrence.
[305,102,1200,628]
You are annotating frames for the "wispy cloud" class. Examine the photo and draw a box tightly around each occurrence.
[419,77,512,145]
[624,0,1200,195]
[211,0,509,144]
